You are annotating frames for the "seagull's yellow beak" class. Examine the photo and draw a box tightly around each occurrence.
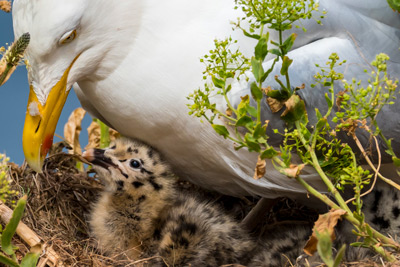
[22,55,80,172]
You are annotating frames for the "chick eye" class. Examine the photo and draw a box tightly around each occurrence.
[59,29,77,45]
[130,159,141,169]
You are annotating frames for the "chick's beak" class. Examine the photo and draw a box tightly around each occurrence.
[82,148,118,170]
[22,55,80,173]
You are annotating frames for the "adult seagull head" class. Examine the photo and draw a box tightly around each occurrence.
[13,0,140,172]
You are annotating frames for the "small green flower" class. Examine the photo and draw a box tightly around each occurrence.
[0,153,18,206]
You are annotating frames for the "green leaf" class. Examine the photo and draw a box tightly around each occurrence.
[247,106,258,118]
[260,147,278,159]
[270,40,280,46]
[255,36,269,61]
[266,88,290,101]
[236,116,253,128]
[393,156,400,167]
[2,195,27,256]
[350,242,364,247]
[226,84,232,93]
[324,81,332,87]
[244,133,261,152]
[315,108,322,120]
[212,76,225,89]
[250,82,263,101]
[387,0,400,12]
[261,58,278,83]
[281,33,297,54]
[238,95,250,116]
[242,29,261,40]
[281,95,308,124]
[333,244,346,267]
[385,139,395,156]
[316,230,334,266]
[316,118,327,131]
[280,56,293,76]
[269,49,281,56]
[251,57,264,83]
[0,253,19,267]
[212,124,229,139]
[325,93,332,108]
[253,122,266,138]
[20,244,41,267]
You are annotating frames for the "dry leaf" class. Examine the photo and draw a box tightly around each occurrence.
[85,121,120,150]
[63,108,86,155]
[280,95,296,118]
[264,87,284,113]
[336,91,346,111]
[253,156,266,179]
[85,121,101,150]
[303,209,347,256]
[341,118,357,135]
[295,83,305,90]
[282,164,304,178]
[266,97,285,113]
[30,243,42,254]
[0,1,11,13]
[226,108,233,117]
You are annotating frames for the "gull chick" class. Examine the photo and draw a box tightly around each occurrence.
[83,138,260,266]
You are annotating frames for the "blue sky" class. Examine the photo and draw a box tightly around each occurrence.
[0,11,89,164]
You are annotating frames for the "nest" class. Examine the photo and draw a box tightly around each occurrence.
[6,153,134,266]
[1,150,386,267]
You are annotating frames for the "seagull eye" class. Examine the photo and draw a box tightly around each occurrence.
[130,159,141,169]
[59,30,77,45]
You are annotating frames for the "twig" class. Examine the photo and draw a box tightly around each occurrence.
[0,201,64,266]
[352,132,400,191]
[346,135,381,204]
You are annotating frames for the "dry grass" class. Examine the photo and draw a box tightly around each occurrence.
[7,152,131,266]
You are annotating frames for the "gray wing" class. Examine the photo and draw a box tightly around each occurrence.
[229,0,400,163]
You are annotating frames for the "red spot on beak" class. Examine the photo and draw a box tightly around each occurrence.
[42,135,54,157]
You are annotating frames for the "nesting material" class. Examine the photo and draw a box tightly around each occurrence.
[1,151,386,266]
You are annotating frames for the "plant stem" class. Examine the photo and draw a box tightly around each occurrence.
[294,121,399,261]
[352,133,400,191]
[97,119,110,148]
[278,29,291,93]
[295,176,340,209]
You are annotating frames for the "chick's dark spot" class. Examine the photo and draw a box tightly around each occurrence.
[132,181,144,188]
[116,180,124,191]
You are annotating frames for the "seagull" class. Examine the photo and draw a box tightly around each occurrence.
[12,0,400,199]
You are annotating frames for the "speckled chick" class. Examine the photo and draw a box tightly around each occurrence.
[83,137,259,266]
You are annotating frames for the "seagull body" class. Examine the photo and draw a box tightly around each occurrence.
[13,0,400,198]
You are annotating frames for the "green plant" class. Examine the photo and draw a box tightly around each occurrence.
[315,230,346,267]
[0,154,18,206]
[94,119,111,148]
[188,0,400,263]
[0,195,41,267]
